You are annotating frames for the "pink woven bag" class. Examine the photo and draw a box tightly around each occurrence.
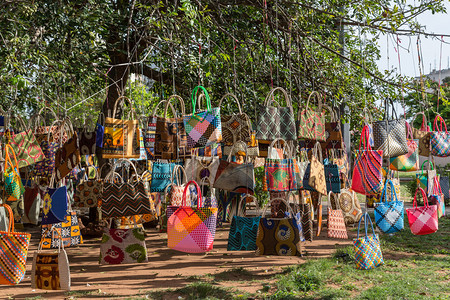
[406,187,438,235]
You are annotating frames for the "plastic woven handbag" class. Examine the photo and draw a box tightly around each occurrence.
[4,144,25,201]
[219,93,251,145]
[183,86,222,148]
[353,213,384,270]
[0,204,31,285]
[167,181,218,253]
[31,228,70,291]
[374,179,404,234]
[430,176,445,218]
[416,160,436,196]
[406,187,438,235]
[327,192,348,239]
[389,123,419,171]
[430,114,450,157]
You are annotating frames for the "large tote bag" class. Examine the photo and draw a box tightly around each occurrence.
[219,93,252,145]
[411,112,431,156]
[351,125,383,195]
[372,100,408,158]
[54,118,81,182]
[327,192,348,239]
[353,213,384,270]
[102,96,140,158]
[374,179,404,234]
[406,187,438,235]
[298,91,326,141]
[389,123,419,171]
[430,115,450,157]
[167,181,218,253]
[256,87,297,141]
[4,144,25,201]
[264,140,297,192]
[0,204,31,285]
[183,86,222,149]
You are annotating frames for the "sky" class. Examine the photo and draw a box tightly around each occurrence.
[376,1,450,78]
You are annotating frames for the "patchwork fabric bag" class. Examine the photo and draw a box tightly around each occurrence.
[41,212,83,249]
[219,93,251,145]
[430,176,445,218]
[352,125,383,195]
[353,213,384,270]
[256,198,302,256]
[411,112,431,157]
[372,100,408,157]
[227,195,261,251]
[102,96,140,158]
[327,192,348,239]
[416,160,436,196]
[100,224,148,265]
[73,169,102,208]
[374,179,404,234]
[31,228,70,291]
[430,114,450,157]
[4,144,25,201]
[297,91,326,141]
[167,181,218,253]
[155,95,191,159]
[0,204,31,285]
[183,86,222,148]
[256,87,297,141]
[406,187,438,235]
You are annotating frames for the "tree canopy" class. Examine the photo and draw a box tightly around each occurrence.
[0,0,447,129]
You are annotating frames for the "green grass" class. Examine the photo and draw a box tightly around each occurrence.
[148,282,237,300]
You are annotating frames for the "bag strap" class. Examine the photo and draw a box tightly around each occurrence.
[312,142,323,163]
[0,204,14,233]
[191,86,211,114]
[420,160,434,175]
[380,178,399,203]
[358,125,372,152]
[433,176,443,195]
[412,112,428,131]
[4,144,19,173]
[356,212,376,239]
[261,198,295,218]
[239,194,260,217]
[300,91,323,117]
[112,95,135,119]
[433,114,448,134]
[269,138,291,158]
[264,87,293,109]
[218,93,243,114]
[164,95,185,117]
[327,191,340,210]
[413,186,429,209]
[182,180,202,208]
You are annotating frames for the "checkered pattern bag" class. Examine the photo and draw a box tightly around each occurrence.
[406,187,438,235]
[374,179,404,234]
[430,115,450,157]
[353,213,384,270]
[183,86,222,149]
[327,192,348,239]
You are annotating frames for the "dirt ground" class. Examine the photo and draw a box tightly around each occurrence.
[1,220,359,300]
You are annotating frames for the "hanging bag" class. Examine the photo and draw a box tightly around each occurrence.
[54,118,81,182]
[167,181,218,253]
[430,176,445,218]
[406,187,438,235]
[183,86,222,148]
[144,100,167,160]
[33,119,59,178]
[78,120,97,156]
[40,210,83,249]
[219,93,252,145]
[374,178,404,234]
[0,204,31,285]
[430,114,450,157]
[298,91,326,141]
[324,157,341,194]
[416,160,436,196]
[41,175,68,225]
[4,144,25,201]
[256,87,297,141]
[293,149,308,190]
[372,99,408,157]
[411,112,431,156]
[327,191,348,239]
[351,125,383,195]
[339,174,362,225]
[102,96,140,158]
[264,138,297,192]
[389,122,419,171]
[73,167,103,208]
[353,213,384,270]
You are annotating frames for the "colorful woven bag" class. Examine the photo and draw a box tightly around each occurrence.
[144,100,166,159]
[327,192,348,239]
[32,126,58,178]
[389,123,419,171]
[353,213,384,270]
[183,86,222,148]
[430,176,445,218]
[4,144,25,201]
[0,204,31,285]
[167,181,218,253]
[298,91,326,141]
[374,179,404,234]
[351,125,383,195]
[406,187,438,235]
[416,160,436,196]
[430,114,450,157]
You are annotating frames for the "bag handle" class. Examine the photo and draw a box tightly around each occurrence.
[300,91,324,119]
[432,176,443,195]
[113,158,141,182]
[4,144,20,177]
[238,194,260,217]
[226,140,248,161]
[191,86,212,114]
[380,178,399,203]
[39,226,65,252]
[261,198,295,218]
[358,125,372,152]
[264,87,293,110]
[218,93,243,114]
[182,180,202,208]
[312,142,323,163]
[171,165,188,186]
[420,160,434,175]
[164,95,186,117]
[412,112,428,131]
[112,95,136,119]
[356,212,376,239]
[327,191,340,210]
[269,138,291,158]
[413,186,430,209]
[405,121,414,140]
[433,114,448,134]
[0,204,14,233]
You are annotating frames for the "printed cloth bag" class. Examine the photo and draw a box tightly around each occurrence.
[256,87,297,141]
[430,114,450,157]
[102,96,140,158]
[214,141,255,194]
[185,155,220,185]
[9,124,45,169]
[227,195,261,251]
[192,142,222,158]
[304,105,343,149]
[32,126,58,177]
[374,179,404,234]
[372,100,408,157]
[0,204,31,285]
[339,176,362,225]
[303,142,327,195]
[102,159,155,218]
[41,182,68,225]
[73,169,102,208]
[31,228,70,291]
[4,144,25,201]
[430,176,445,218]
[439,176,450,200]
[353,213,384,270]
[256,198,302,256]
[411,112,431,156]
[55,119,81,182]
[324,161,341,194]
[167,181,218,253]
[166,165,191,207]
[144,100,167,159]
[219,93,251,145]
[265,158,296,192]
[298,91,326,141]
[406,187,438,235]
[33,107,68,145]
[78,128,97,156]
[22,184,42,225]
[151,161,178,193]
[327,192,348,239]
[416,160,436,196]
[41,211,83,249]
[352,125,383,195]
[100,224,148,265]
[183,86,222,148]
[155,95,191,159]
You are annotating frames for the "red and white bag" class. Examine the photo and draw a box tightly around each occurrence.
[406,187,438,235]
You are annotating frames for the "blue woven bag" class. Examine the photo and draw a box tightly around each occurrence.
[374,179,404,234]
